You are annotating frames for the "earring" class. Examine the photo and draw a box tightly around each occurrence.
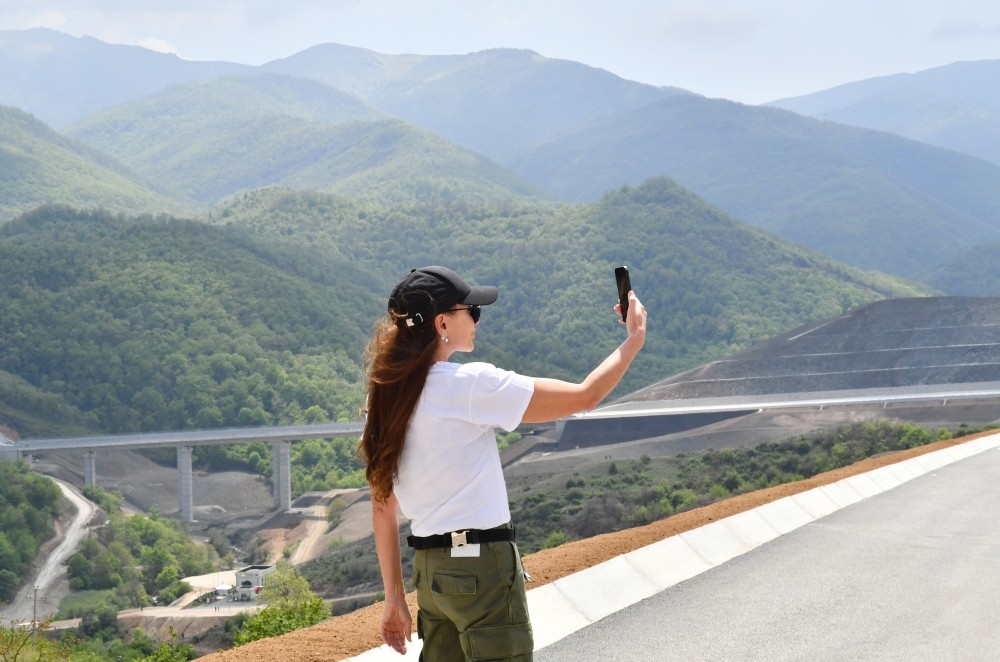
[441,334,449,343]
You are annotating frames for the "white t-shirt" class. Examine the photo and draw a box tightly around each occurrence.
[394,361,535,537]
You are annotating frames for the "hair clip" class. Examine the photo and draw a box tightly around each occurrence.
[405,313,424,327]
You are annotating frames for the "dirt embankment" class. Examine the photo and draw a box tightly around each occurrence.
[197,432,986,662]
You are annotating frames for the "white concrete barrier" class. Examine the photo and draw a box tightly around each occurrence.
[818,480,865,509]
[912,450,949,472]
[790,487,841,519]
[624,534,713,590]
[884,459,924,483]
[680,519,756,566]
[720,509,783,548]
[865,465,904,491]
[549,554,659,624]
[528,584,592,649]
[754,495,815,535]
[840,472,884,499]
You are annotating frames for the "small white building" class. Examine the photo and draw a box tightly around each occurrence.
[234,564,275,602]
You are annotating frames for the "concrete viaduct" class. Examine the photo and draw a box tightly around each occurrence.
[0,422,363,522]
[3,383,999,522]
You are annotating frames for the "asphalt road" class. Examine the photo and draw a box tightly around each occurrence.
[536,446,1000,662]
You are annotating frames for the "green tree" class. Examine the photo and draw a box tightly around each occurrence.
[0,617,73,661]
[326,497,348,529]
[0,571,19,604]
[233,562,329,646]
[0,463,60,598]
[139,627,195,662]
[542,531,569,549]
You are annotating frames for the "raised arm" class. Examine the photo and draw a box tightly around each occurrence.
[521,291,647,424]
[372,492,412,655]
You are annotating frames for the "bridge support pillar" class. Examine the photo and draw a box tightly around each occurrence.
[272,441,292,511]
[177,445,194,522]
[83,449,97,485]
[554,420,566,447]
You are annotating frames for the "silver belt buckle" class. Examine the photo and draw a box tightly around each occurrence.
[450,530,469,547]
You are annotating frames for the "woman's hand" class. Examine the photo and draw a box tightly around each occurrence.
[372,493,411,654]
[615,290,647,347]
[381,596,412,654]
[522,291,649,423]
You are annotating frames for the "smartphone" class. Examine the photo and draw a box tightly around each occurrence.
[615,266,632,322]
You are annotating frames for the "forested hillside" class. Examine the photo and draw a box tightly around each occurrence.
[0,105,194,222]
[263,45,685,161]
[65,74,544,206]
[0,181,926,441]
[5,31,1000,292]
[923,243,1000,296]
[0,28,249,127]
[768,59,1000,168]
[208,178,928,397]
[0,206,376,436]
[0,461,61,602]
[506,94,1000,278]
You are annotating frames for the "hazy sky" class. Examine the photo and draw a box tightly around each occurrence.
[3,1,1000,104]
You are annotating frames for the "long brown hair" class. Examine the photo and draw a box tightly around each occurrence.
[358,312,440,503]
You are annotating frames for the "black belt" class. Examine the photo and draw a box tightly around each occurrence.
[407,524,515,550]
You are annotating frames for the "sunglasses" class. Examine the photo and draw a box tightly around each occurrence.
[447,305,482,324]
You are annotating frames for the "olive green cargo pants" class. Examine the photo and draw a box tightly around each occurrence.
[414,536,532,661]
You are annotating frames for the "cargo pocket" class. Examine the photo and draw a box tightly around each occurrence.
[465,622,534,660]
[431,572,477,595]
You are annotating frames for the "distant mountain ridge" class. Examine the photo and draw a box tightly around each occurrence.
[4,29,1000,292]
[768,59,1000,168]
[264,45,687,161]
[65,73,544,205]
[0,28,250,127]
[0,180,927,437]
[0,104,194,220]
[506,94,1000,278]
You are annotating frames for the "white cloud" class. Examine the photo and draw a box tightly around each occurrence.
[137,38,178,55]
[36,10,67,28]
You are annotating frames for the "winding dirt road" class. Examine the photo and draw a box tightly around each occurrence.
[0,478,97,624]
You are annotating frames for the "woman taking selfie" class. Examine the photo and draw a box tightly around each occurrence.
[359,265,647,660]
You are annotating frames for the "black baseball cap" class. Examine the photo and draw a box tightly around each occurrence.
[388,266,498,327]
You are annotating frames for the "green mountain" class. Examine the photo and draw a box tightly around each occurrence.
[0,105,194,222]
[208,178,928,402]
[505,94,1000,280]
[263,45,684,161]
[922,242,1000,296]
[0,27,250,128]
[65,74,544,205]
[5,30,1000,293]
[67,73,386,158]
[768,59,1000,168]
[0,205,378,436]
[0,368,95,437]
[260,44,1000,290]
[0,461,61,602]
[0,181,925,438]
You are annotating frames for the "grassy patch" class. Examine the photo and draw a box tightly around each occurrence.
[56,588,116,620]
